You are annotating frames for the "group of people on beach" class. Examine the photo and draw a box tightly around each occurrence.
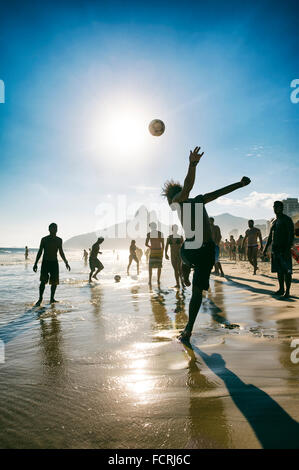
[31,146,296,343]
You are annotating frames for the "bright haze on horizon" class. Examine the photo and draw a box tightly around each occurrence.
[0,0,298,246]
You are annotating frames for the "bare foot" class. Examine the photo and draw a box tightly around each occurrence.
[92,274,98,280]
[35,300,42,307]
[178,329,191,344]
[50,299,58,304]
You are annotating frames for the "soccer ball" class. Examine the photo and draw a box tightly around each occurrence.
[114,275,121,282]
[149,119,165,136]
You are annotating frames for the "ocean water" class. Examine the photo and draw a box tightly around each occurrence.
[0,250,299,449]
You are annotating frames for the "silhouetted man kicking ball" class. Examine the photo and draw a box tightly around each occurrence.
[263,201,294,299]
[33,223,70,306]
[162,146,251,342]
[89,237,104,283]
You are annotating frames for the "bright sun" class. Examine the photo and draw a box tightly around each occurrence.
[88,98,153,165]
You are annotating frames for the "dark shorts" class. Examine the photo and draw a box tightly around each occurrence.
[247,245,258,259]
[271,251,292,275]
[149,249,163,269]
[89,257,104,271]
[40,260,59,285]
[181,241,215,291]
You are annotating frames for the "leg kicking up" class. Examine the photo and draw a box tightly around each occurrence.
[162,146,251,343]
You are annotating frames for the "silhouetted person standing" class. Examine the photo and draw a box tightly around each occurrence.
[127,240,139,275]
[263,201,294,299]
[89,237,104,283]
[145,222,164,287]
[243,220,263,274]
[165,224,184,288]
[229,235,236,261]
[209,217,224,276]
[33,223,70,306]
[25,246,29,260]
[83,249,88,265]
[162,145,251,342]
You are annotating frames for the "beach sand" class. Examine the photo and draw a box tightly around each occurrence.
[0,251,298,449]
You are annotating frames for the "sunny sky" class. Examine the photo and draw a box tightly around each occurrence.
[0,0,298,246]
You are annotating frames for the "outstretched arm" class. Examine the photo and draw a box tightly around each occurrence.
[203,177,251,204]
[172,147,204,203]
[59,241,71,271]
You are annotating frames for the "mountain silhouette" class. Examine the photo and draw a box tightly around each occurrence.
[64,208,267,250]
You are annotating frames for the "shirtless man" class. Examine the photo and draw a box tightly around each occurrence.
[229,235,236,261]
[145,222,164,287]
[242,220,263,274]
[263,201,294,299]
[33,223,71,306]
[89,237,104,283]
[165,224,184,288]
[162,146,250,342]
[209,217,224,276]
[127,240,140,275]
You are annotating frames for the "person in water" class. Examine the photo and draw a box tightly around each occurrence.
[89,237,104,283]
[25,246,29,260]
[33,223,71,306]
[263,201,294,299]
[127,240,140,275]
[83,249,88,265]
[242,220,263,275]
[162,145,251,342]
[145,222,165,287]
[209,217,224,276]
[165,224,184,288]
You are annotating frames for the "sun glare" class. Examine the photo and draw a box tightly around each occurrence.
[88,98,153,166]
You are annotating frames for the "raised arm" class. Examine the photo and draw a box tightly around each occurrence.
[33,239,44,272]
[172,147,204,203]
[59,240,71,271]
[203,177,251,204]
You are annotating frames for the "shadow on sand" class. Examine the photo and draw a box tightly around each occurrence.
[183,342,299,449]
[223,276,299,301]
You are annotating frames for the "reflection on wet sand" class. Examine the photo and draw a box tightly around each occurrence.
[174,290,188,330]
[150,290,172,331]
[184,346,230,448]
[39,314,65,379]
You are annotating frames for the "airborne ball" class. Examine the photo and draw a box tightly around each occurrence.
[114,275,121,282]
[149,119,165,136]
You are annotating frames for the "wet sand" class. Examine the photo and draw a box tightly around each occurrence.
[0,252,299,449]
